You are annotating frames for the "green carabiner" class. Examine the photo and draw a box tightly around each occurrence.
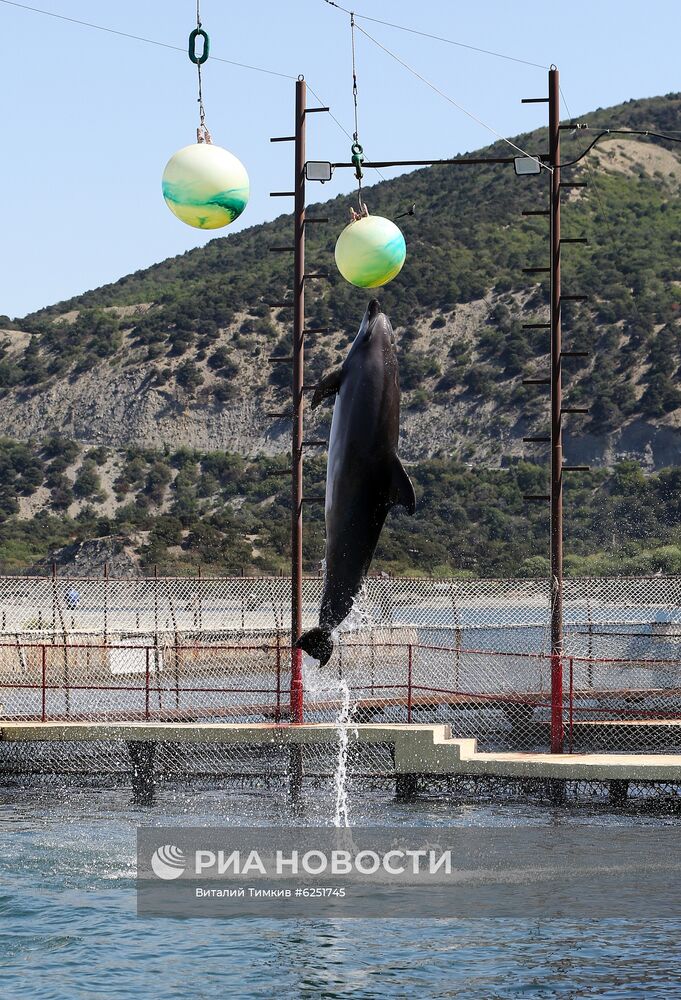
[188,27,210,65]
[351,141,364,181]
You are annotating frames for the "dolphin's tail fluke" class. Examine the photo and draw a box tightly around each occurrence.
[297,627,334,667]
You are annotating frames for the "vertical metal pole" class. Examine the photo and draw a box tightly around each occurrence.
[41,644,47,722]
[407,644,413,724]
[549,66,564,753]
[290,77,306,725]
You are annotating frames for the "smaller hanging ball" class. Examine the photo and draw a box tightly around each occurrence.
[335,214,406,288]
[162,143,249,230]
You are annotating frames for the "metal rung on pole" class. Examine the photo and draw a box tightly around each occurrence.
[269,246,295,253]
[522,378,550,385]
[270,191,295,197]
[561,237,589,244]
[563,466,591,471]
[524,494,550,500]
[523,210,550,216]
[562,351,590,357]
[522,267,550,273]
[562,294,588,301]
[521,97,549,103]
[523,323,551,329]
[562,407,589,414]
[270,136,295,143]
[268,356,294,363]
[523,436,550,442]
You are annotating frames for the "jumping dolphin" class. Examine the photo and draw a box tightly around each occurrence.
[297,299,416,666]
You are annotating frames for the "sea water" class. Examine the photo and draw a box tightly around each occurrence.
[1,783,681,999]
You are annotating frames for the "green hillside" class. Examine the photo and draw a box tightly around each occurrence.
[0,92,680,576]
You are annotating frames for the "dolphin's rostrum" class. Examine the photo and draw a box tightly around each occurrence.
[297,299,416,666]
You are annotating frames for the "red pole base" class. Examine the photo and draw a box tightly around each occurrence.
[290,645,304,724]
[550,652,564,753]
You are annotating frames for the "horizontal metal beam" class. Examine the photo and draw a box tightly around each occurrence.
[561,237,589,244]
[270,191,295,197]
[562,407,589,414]
[266,412,291,418]
[523,323,550,329]
[562,466,591,472]
[523,436,550,443]
[521,97,549,104]
[522,378,550,385]
[331,154,546,169]
[270,136,295,143]
[561,294,588,301]
[562,351,590,358]
[305,106,330,113]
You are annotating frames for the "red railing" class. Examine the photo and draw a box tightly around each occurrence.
[0,640,680,752]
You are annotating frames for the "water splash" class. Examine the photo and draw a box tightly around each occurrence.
[302,658,357,827]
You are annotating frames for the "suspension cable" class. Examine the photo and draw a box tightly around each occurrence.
[191,0,211,142]
[355,23,551,173]
[348,13,367,215]
[322,0,548,71]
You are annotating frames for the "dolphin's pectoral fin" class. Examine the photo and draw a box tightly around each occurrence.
[388,456,416,515]
[311,367,344,410]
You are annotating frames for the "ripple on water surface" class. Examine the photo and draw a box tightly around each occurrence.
[1,782,680,999]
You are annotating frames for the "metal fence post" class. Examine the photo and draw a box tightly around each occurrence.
[407,644,413,724]
[41,645,47,722]
[145,647,150,722]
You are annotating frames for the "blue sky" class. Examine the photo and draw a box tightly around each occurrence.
[1,0,679,317]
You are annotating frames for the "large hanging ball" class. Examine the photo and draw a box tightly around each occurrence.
[162,143,249,230]
[335,215,406,288]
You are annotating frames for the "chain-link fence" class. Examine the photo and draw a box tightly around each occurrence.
[1,575,681,753]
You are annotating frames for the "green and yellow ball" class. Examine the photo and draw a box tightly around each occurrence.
[335,214,406,288]
[162,143,249,230]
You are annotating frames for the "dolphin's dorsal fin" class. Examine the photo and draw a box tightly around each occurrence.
[388,456,416,515]
[311,367,344,410]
